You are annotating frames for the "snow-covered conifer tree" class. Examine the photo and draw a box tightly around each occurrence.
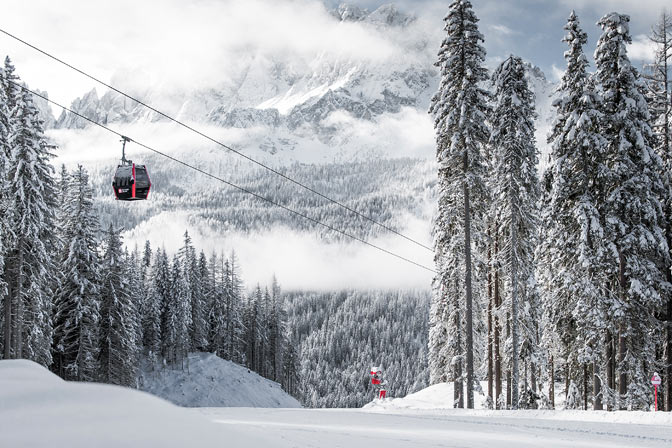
[143,248,165,364]
[428,0,490,409]
[178,231,207,350]
[542,11,610,410]
[643,10,672,412]
[52,166,100,381]
[594,12,671,409]
[489,55,540,409]
[99,225,138,386]
[167,254,191,367]
[4,84,56,365]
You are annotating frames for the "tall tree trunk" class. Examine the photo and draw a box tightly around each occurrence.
[618,332,627,410]
[583,364,588,410]
[487,239,493,402]
[494,229,502,409]
[549,355,555,409]
[463,171,475,409]
[510,204,520,409]
[455,299,464,409]
[14,246,24,358]
[618,249,627,410]
[667,292,672,412]
[594,359,604,409]
[606,329,614,411]
[3,262,11,359]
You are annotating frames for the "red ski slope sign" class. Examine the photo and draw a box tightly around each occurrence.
[651,374,661,386]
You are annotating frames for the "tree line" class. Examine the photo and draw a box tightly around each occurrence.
[429,1,672,411]
[0,60,297,392]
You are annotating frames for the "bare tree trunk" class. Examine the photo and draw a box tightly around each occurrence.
[494,229,502,409]
[667,293,672,412]
[510,206,520,409]
[455,298,464,409]
[549,355,555,409]
[3,262,11,359]
[606,330,614,411]
[14,246,23,358]
[583,364,588,410]
[593,359,603,410]
[463,174,475,409]
[487,257,493,402]
[618,250,627,410]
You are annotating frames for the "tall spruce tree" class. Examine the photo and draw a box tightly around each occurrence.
[4,82,56,364]
[643,9,672,412]
[594,12,671,409]
[142,258,162,365]
[489,55,540,409]
[0,62,10,358]
[428,0,490,409]
[542,12,610,410]
[99,225,138,386]
[52,166,101,381]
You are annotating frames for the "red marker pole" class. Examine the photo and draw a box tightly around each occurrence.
[651,373,661,412]
[654,385,657,412]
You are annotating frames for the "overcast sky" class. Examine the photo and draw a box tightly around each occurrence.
[0,0,667,106]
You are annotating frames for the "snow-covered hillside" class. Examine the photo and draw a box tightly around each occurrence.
[0,360,277,448]
[138,352,301,408]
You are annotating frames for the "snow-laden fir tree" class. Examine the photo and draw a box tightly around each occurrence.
[227,251,246,363]
[489,55,540,410]
[178,231,207,351]
[428,0,490,409]
[642,10,672,412]
[208,255,229,358]
[541,11,610,410]
[142,249,163,365]
[4,83,56,365]
[269,275,287,383]
[51,166,101,381]
[126,248,143,361]
[99,224,138,386]
[166,254,191,367]
[0,62,10,359]
[594,12,671,410]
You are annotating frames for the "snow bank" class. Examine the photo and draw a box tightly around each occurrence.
[139,352,301,408]
[0,359,279,448]
[364,382,672,426]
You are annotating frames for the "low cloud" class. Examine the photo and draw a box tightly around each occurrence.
[627,34,657,63]
[123,211,435,292]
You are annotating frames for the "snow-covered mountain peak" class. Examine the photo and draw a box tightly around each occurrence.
[331,3,415,27]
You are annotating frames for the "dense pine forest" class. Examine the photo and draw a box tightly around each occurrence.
[429,1,672,412]
[287,289,430,407]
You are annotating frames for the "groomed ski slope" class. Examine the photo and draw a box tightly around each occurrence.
[2,360,671,448]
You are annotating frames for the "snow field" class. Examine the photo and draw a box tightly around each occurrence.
[3,360,671,448]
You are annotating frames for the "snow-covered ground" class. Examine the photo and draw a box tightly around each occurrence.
[3,360,671,448]
[138,352,300,408]
[201,407,672,448]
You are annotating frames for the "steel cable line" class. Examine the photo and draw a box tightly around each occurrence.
[11,81,436,274]
[0,27,434,253]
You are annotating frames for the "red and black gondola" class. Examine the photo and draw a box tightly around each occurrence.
[112,136,151,201]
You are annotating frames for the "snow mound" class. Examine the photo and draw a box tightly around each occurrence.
[364,381,672,426]
[364,382,490,410]
[139,352,301,408]
[0,359,280,448]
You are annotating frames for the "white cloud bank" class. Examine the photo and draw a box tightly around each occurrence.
[123,210,435,291]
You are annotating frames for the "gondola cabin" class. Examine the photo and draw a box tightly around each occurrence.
[113,163,151,201]
[112,136,151,201]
